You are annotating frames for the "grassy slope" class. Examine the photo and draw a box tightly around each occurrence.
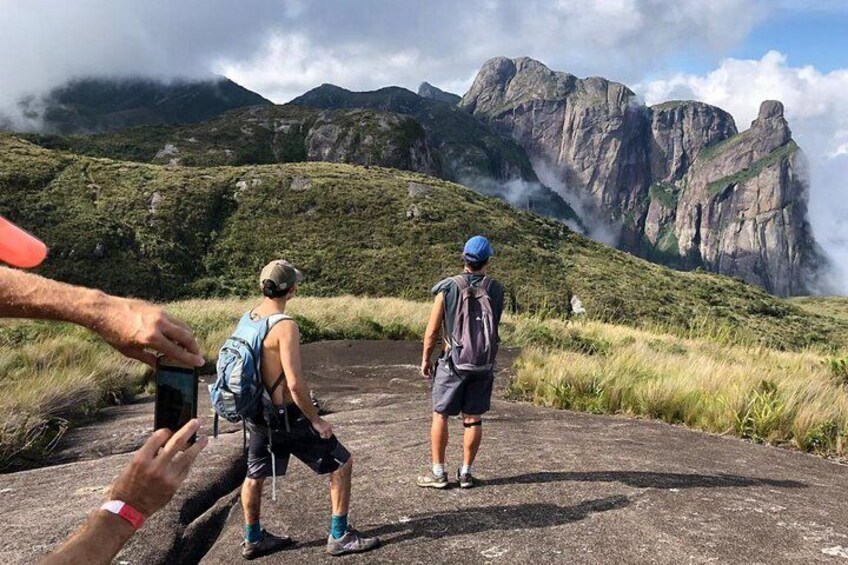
[2,134,847,351]
[24,105,428,169]
[790,296,848,323]
[3,296,846,469]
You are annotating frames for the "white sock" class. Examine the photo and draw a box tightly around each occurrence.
[460,464,474,476]
[432,463,445,476]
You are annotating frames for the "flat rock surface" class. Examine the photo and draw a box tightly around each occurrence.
[2,340,848,564]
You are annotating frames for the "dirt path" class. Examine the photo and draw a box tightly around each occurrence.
[2,341,847,564]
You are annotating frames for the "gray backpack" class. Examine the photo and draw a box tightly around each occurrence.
[448,275,497,375]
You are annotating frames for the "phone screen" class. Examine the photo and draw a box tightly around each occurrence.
[154,364,198,440]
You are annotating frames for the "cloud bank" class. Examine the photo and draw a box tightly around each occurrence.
[0,0,762,110]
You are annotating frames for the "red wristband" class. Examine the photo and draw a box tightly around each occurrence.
[101,500,145,530]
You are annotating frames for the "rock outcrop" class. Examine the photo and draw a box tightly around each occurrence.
[290,84,582,224]
[461,56,823,295]
[5,341,848,564]
[417,82,461,105]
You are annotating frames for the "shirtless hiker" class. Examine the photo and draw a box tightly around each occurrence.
[232,260,380,559]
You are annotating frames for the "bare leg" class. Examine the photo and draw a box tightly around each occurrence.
[330,457,353,517]
[242,478,264,525]
[430,412,449,464]
[462,415,482,466]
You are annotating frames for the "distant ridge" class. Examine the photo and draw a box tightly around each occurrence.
[7,76,271,134]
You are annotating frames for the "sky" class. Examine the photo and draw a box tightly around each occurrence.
[1,0,847,291]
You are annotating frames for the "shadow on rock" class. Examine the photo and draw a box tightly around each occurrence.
[300,495,630,549]
[483,471,806,489]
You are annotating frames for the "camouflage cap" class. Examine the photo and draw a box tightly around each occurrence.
[259,259,304,292]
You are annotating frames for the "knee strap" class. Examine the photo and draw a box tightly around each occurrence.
[463,420,482,428]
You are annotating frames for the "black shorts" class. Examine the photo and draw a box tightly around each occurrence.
[246,405,351,480]
[431,358,495,416]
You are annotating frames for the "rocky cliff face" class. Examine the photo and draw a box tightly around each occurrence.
[291,84,582,225]
[461,57,652,224]
[663,101,820,296]
[461,56,822,295]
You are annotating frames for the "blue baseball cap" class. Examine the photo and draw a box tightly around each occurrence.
[463,235,494,263]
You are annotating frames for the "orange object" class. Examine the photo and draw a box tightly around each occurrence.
[0,216,48,268]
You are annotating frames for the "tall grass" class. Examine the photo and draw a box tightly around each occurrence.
[0,296,431,469]
[3,296,847,469]
[507,321,848,457]
[0,325,146,468]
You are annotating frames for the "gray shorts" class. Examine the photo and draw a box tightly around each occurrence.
[431,358,494,416]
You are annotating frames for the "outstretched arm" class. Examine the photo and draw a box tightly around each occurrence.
[421,293,445,378]
[0,266,204,367]
[40,420,207,565]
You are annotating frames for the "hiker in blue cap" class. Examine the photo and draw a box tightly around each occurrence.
[418,236,505,489]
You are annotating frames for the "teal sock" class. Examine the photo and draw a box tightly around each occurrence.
[331,514,348,539]
[245,522,263,543]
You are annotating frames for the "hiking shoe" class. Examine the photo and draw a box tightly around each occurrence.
[326,527,380,556]
[241,529,293,560]
[417,470,449,489]
[457,469,478,489]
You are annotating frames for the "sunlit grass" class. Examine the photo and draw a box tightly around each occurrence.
[2,296,847,469]
[507,320,848,457]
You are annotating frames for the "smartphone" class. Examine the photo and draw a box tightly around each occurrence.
[154,360,198,444]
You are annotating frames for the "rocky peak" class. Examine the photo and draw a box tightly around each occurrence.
[417,82,461,105]
[460,56,579,116]
[758,99,785,120]
[461,55,823,295]
[748,100,792,155]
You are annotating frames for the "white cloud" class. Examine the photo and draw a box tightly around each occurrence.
[0,0,763,111]
[638,51,848,293]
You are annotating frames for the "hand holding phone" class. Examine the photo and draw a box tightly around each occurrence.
[154,360,199,444]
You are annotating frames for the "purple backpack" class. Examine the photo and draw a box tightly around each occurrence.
[448,275,497,375]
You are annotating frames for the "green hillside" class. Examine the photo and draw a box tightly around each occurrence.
[24,105,430,170]
[2,133,846,350]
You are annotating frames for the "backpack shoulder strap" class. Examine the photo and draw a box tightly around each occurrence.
[452,274,470,291]
[266,313,293,332]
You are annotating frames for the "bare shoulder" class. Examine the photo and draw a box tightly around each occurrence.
[268,316,299,342]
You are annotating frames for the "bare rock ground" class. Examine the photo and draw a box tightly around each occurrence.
[2,340,847,564]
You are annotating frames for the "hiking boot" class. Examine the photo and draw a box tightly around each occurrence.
[241,529,293,560]
[417,470,449,489]
[457,469,478,489]
[326,527,381,556]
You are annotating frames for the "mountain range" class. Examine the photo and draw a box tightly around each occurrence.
[0,58,824,296]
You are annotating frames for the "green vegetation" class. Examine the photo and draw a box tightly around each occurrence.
[706,141,798,197]
[3,134,848,351]
[4,295,847,469]
[25,104,429,171]
[648,182,680,209]
[507,320,848,458]
[696,129,752,164]
[650,100,694,112]
[291,84,539,182]
[0,296,430,470]
[790,296,848,323]
[656,226,680,256]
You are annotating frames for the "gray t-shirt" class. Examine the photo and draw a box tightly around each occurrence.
[432,273,505,347]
